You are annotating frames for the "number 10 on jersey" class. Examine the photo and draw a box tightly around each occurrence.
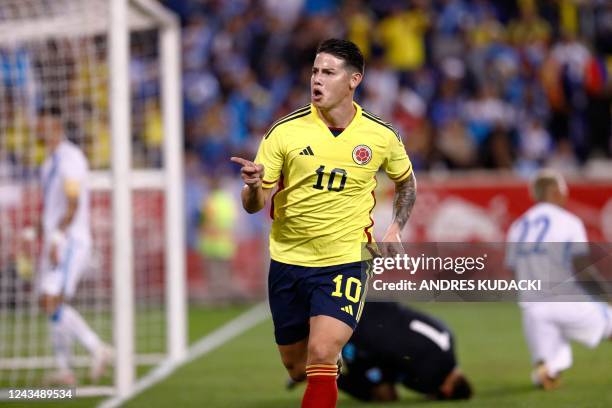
[331,274,362,303]
[313,165,347,192]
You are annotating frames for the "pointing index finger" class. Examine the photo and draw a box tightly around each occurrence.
[230,156,254,167]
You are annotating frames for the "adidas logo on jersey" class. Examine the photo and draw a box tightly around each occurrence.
[299,146,314,156]
[341,305,354,316]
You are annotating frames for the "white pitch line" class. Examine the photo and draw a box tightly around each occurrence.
[98,302,270,408]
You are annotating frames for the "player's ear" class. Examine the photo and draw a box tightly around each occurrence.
[349,71,363,90]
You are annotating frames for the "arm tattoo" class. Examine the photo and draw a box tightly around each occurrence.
[392,172,417,230]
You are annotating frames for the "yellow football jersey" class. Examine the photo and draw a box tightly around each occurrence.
[255,102,412,267]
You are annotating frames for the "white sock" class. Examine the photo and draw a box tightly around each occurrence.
[546,343,572,377]
[62,304,102,354]
[49,307,73,372]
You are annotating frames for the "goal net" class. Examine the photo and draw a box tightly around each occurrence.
[0,0,185,397]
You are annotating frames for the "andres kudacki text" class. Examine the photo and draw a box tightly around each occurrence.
[372,279,542,291]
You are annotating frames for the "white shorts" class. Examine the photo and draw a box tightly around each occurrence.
[39,239,91,299]
[521,302,611,375]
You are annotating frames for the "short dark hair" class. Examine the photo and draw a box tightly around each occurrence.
[530,169,565,202]
[436,375,473,400]
[316,38,364,74]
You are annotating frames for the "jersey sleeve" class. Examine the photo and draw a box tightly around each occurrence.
[381,132,412,183]
[60,151,87,184]
[254,129,285,189]
[569,218,589,257]
[504,221,520,270]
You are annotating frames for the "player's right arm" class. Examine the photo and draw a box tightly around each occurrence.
[573,255,612,302]
[569,220,612,301]
[504,220,520,272]
[232,126,285,214]
[230,157,273,213]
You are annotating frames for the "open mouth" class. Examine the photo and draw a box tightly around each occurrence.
[312,89,323,99]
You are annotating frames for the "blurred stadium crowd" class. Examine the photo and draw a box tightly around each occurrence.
[163,0,612,177]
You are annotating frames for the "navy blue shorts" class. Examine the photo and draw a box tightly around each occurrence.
[268,259,370,345]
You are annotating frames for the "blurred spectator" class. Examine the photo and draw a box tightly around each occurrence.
[507,0,551,48]
[182,12,215,71]
[403,121,434,172]
[593,2,612,55]
[584,55,612,157]
[263,0,304,29]
[376,2,430,72]
[342,0,374,60]
[463,83,513,145]
[0,46,36,115]
[437,119,477,169]
[431,0,470,63]
[362,52,399,118]
[198,175,241,303]
[190,100,231,172]
[518,118,552,162]
[429,74,464,129]
[436,0,471,35]
[515,117,553,175]
[481,128,514,169]
[546,138,579,174]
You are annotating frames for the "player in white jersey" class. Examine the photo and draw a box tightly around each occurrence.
[33,107,113,386]
[506,169,612,390]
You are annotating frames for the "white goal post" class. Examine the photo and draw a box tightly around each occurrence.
[0,0,186,399]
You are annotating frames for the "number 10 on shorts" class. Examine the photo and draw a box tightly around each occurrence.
[331,274,362,303]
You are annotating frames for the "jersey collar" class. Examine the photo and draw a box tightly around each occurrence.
[311,101,362,138]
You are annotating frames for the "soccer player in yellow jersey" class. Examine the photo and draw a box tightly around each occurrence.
[231,39,416,408]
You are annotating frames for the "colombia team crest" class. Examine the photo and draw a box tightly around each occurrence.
[352,145,372,165]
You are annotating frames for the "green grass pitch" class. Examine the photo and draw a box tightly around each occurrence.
[7,302,612,407]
